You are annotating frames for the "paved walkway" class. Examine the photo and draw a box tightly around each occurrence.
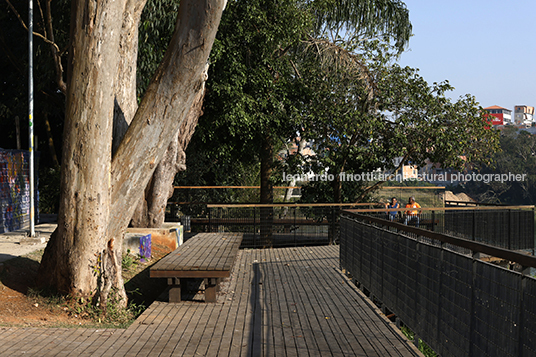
[0,217,56,263]
[0,246,422,356]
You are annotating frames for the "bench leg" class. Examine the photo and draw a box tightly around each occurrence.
[168,278,183,303]
[205,278,218,303]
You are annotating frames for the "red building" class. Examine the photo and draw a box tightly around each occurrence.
[483,105,512,126]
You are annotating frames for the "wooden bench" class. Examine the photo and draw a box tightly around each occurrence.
[150,232,243,303]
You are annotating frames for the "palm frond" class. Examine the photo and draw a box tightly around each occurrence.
[310,0,412,51]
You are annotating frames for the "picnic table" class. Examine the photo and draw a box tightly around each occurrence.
[150,232,243,302]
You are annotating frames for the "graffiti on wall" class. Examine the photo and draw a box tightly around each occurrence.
[0,149,39,233]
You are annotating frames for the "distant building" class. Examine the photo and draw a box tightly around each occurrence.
[514,105,535,126]
[483,105,512,125]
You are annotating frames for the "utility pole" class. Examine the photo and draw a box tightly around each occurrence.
[28,0,35,237]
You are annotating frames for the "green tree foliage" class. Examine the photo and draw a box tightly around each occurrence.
[180,0,413,204]
[456,127,536,204]
[179,0,311,204]
[137,0,180,98]
[295,41,499,203]
[303,41,498,202]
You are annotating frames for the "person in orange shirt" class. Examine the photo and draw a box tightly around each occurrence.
[404,196,421,227]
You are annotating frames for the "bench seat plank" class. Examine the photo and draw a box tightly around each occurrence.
[150,232,243,284]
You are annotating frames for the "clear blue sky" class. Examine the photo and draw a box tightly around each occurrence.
[398,0,536,111]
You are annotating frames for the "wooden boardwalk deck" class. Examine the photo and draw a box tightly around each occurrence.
[0,246,422,356]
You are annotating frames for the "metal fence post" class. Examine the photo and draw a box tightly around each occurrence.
[330,206,337,245]
[208,207,212,232]
[508,209,512,251]
[294,206,297,247]
[468,251,481,356]
[472,210,476,241]
[519,266,530,357]
[253,208,257,248]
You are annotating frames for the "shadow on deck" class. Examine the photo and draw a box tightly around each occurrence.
[0,246,422,356]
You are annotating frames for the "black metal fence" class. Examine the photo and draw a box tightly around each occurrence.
[199,205,343,248]
[167,204,380,248]
[340,211,536,357]
[349,206,535,251]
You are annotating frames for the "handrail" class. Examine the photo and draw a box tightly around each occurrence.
[174,185,445,190]
[174,186,300,189]
[207,203,381,208]
[342,210,536,269]
[444,200,508,206]
[345,205,534,213]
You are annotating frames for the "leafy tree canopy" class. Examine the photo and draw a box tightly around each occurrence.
[455,127,536,205]
[289,40,500,203]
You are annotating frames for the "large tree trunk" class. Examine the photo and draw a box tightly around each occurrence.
[38,0,127,302]
[38,0,225,307]
[130,86,206,227]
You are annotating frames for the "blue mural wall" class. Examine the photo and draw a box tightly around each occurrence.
[0,149,39,233]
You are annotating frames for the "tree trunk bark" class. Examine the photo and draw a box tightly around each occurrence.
[130,85,206,227]
[108,0,224,244]
[112,0,148,156]
[38,0,128,302]
[38,0,225,307]
[259,134,273,247]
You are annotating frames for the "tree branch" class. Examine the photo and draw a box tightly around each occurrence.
[354,148,414,203]
[44,0,67,94]
[4,0,59,51]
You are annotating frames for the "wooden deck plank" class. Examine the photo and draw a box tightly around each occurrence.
[276,247,334,357]
[228,249,255,356]
[47,328,91,356]
[157,301,202,357]
[55,328,97,356]
[240,249,261,357]
[86,329,127,356]
[120,302,172,356]
[181,303,218,356]
[71,329,122,356]
[260,250,276,357]
[0,245,423,357]
[271,248,301,357]
[265,248,291,357]
[28,328,81,356]
[250,249,264,356]
[0,328,22,350]
[192,301,226,356]
[276,248,327,357]
[105,301,167,357]
[274,248,332,356]
[299,245,381,356]
[0,327,45,355]
[165,303,208,356]
[204,255,241,357]
[138,301,188,356]
[301,245,374,355]
[35,328,85,356]
[217,250,252,357]
[312,245,399,352]
[305,244,395,355]
[304,245,421,357]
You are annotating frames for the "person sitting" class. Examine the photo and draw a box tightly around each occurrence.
[404,196,421,227]
[384,197,400,221]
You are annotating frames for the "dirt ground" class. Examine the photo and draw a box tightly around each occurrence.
[0,245,170,328]
[0,249,92,327]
